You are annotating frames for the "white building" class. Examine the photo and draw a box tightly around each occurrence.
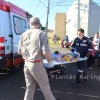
[66,0,100,42]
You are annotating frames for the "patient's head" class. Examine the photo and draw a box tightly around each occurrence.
[54,51,59,55]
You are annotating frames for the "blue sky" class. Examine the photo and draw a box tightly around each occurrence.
[5,0,100,29]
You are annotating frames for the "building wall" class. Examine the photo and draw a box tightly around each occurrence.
[66,0,100,41]
[66,1,78,42]
[54,13,66,40]
[66,0,90,41]
[88,0,100,36]
[80,0,89,36]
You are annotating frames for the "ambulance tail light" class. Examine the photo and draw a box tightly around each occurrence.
[0,37,5,56]
[2,5,10,12]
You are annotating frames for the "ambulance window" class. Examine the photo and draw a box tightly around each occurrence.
[13,16,26,35]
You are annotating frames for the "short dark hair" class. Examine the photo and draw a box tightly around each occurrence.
[96,32,99,35]
[90,37,94,41]
[78,28,84,33]
[54,51,59,55]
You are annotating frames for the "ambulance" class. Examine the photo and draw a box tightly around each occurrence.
[0,0,32,71]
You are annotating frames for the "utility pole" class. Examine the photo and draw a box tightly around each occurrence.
[45,0,50,34]
[77,0,80,30]
[99,24,100,34]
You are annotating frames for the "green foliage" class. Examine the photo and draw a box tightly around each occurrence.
[56,35,60,41]
[48,37,51,39]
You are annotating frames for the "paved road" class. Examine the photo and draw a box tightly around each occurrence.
[0,47,100,100]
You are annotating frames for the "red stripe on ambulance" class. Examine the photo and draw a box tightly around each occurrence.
[0,37,5,56]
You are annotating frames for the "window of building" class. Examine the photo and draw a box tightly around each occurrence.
[13,16,26,35]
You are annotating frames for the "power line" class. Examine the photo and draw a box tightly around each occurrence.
[40,0,73,25]
[50,0,62,10]
[41,0,100,17]
[41,1,61,21]
[40,0,66,19]
[33,0,40,15]
[56,3,100,6]
[41,0,57,19]
[60,0,74,4]
[41,1,100,19]
[39,0,47,8]
[50,1,60,10]
[52,0,74,3]
[40,0,50,19]
[41,11,47,18]
[50,0,73,10]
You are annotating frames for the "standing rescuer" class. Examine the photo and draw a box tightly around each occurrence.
[18,16,59,100]
[71,28,93,88]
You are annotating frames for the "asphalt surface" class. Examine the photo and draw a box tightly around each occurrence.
[0,47,100,100]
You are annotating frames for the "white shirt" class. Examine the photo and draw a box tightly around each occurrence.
[93,38,100,50]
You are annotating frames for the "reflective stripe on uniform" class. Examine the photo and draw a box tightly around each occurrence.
[78,69,83,73]
[76,43,79,46]
[88,49,93,51]
[80,44,88,46]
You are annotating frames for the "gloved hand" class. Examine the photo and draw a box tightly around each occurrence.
[71,51,80,58]
[48,61,54,68]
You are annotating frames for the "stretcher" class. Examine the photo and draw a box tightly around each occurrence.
[43,56,87,76]
[43,59,74,76]
[43,48,87,76]
[43,57,87,65]
[43,59,76,65]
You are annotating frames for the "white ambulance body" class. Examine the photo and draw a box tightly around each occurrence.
[0,0,31,71]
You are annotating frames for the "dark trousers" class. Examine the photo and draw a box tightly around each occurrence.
[76,60,86,84]
[87,55,94,68]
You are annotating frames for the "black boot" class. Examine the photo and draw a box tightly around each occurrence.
[72,72,81,89]
[82,71,87,83]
